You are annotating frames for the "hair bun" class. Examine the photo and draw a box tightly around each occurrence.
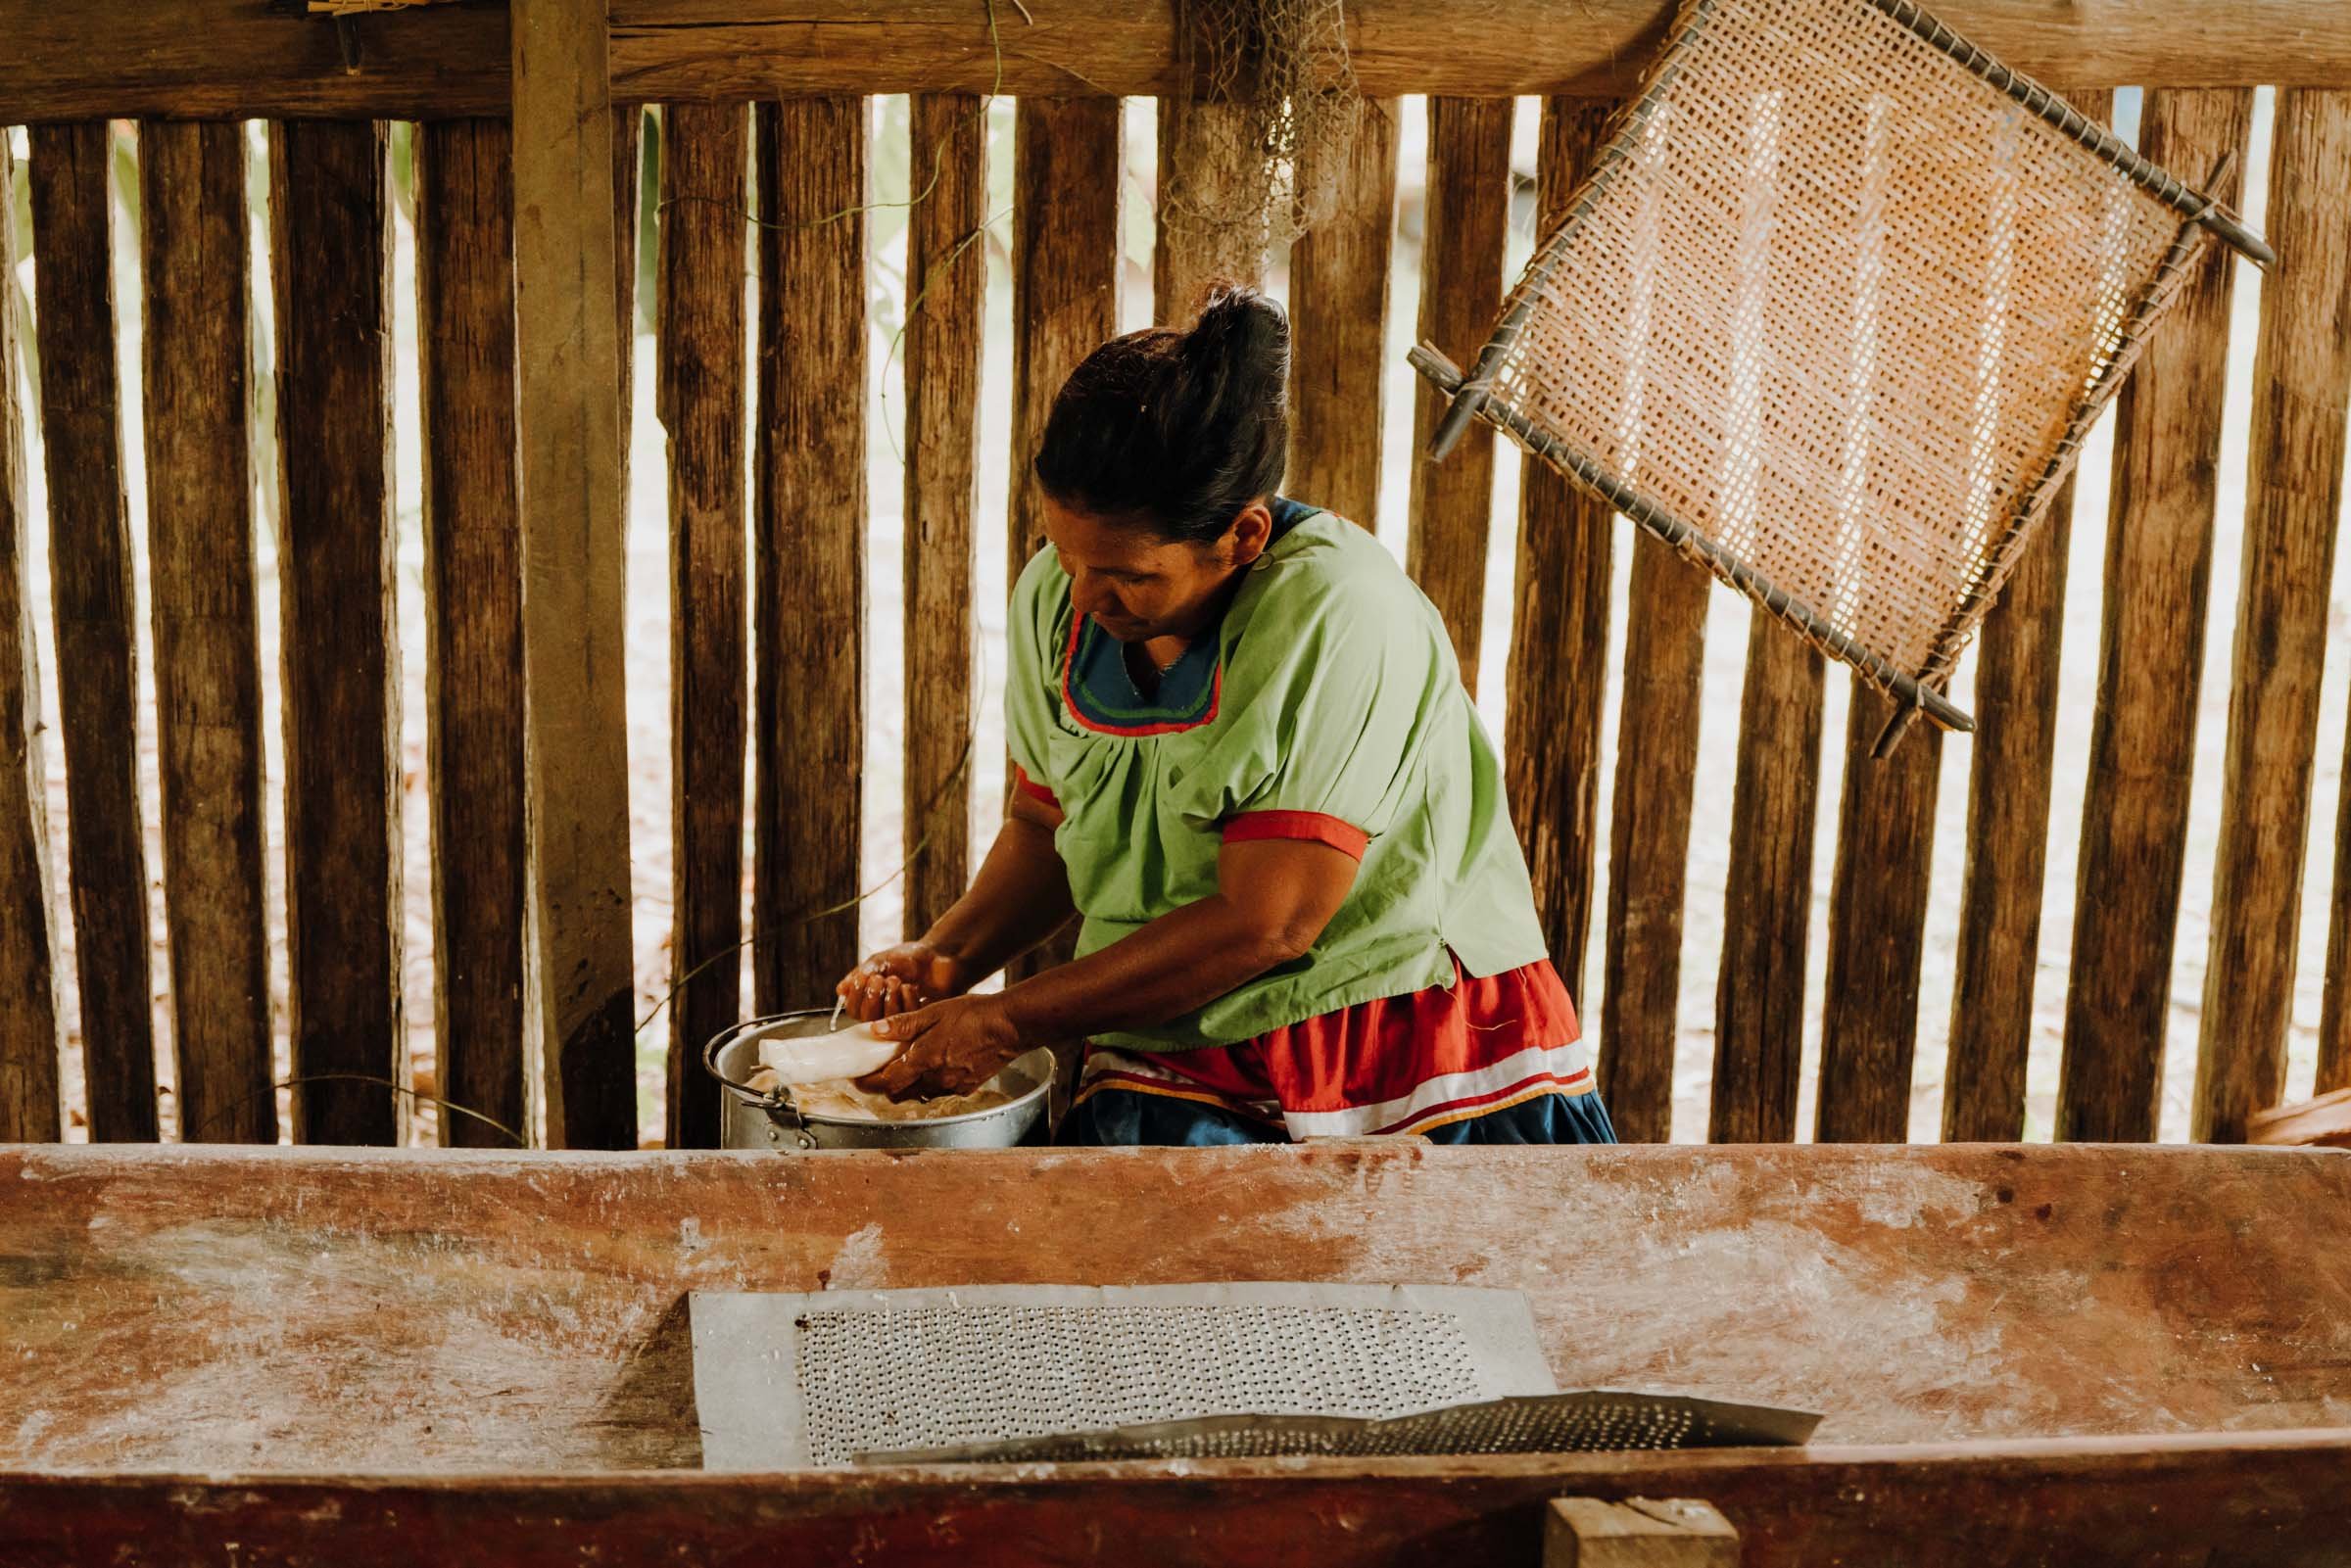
[1182,283,1290,391]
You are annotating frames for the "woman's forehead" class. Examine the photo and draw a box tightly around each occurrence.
[1042,497,1185,569]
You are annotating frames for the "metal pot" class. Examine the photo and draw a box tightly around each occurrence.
[704,1009,1054,1152]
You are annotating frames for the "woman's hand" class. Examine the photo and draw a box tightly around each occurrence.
[855,994,1026,1101]
[836,943,971,1022]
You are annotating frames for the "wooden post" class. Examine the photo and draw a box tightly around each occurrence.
[1286,98,1399,530]
[414,119,528,1150]
[1817,688,1943,1143]
[2058,88,2251,1144]
[1546,1497,1740,1567]
[511,0,639,1149]
[904,92,985,940]
[2204,90,2351,1139]
[658,101,749,1151]
[0,143,62,1145]
[1154,98,1267,315]
[28,122,158,1144]
[752,97,867,1015]
[140,119,273,1146]
[1405,96,1514,688]
[1506,99,1615,1012]
[270,119,403,1147]
[1710,628,1824,1144]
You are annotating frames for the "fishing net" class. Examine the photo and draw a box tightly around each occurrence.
[1159,0,1366,282]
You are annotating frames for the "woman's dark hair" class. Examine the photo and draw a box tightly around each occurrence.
[1032,283,1290,545]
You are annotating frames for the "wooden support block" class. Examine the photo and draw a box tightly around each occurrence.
[31,121,160,1144]
[903,91,985,940]
[1547,1497,1739,1567]
[0,144,63,1145]
[1286,98,1399,531]
[2058,88,2251,1144]
[2247,1087,2351,1150]
[752,97,867,1014]
[511,0,639,1149]
[658,101,749,1151]
[1405,95,1514,689]
[140,119,273,1146]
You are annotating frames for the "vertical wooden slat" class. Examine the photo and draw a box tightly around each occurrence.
[903,92,984,941]
[1505,99,1613,1010]
[2204,91,2351,1139]
[1709,629,1824,1144]
[28,122,157,1144]
[1153,98,1267,315]
[0,142,64,1144]
[2058,88,2252,1145]
[140,120,271,1146]
[1286,99,1399,529]
[512,0,638,1149]
[1405,96,1513,689]
[1815,692,1943,1143]
[413,119,526,1150]
[753,97,866,1014]
[270,120,402,1147]
[658,101,748,1150]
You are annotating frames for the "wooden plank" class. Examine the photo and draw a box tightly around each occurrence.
[657,101,749,1151]
[1405,96,1514,688]
[511,0,639,1149]
[1506,99,1613,1012]
[0,144,63,1146]
[1154,97,1267,316]
[139,119,272,1147]
[269,119,403,1147]
[27,122,158,1144]
[413,119,527,1151]
[1816,689,1943,1143]
[2247,1086,2351,1150]
[2057,89,2252,1145]
[1547,1497,1739,1568]
[1598,540,1709,1145]
[1709,629,1824,1144]
[9,1142,2351,1473]
[2208,90,2351,1139]
[1285,99,1399,529]
[903,92,985,940]
[20,2,2351,122]
[752,97,866,1014]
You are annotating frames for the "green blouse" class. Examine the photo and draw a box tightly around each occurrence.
[1005,501,1551,1053]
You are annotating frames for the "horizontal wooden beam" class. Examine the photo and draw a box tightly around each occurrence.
[5,1,2349,121]
[3,1431,2348,1567]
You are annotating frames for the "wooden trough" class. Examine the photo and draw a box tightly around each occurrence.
[5,1140,2349,1564]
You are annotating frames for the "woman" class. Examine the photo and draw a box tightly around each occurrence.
[840,285,1615,1147]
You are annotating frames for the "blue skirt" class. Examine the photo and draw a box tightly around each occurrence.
[1060,1085,1619,1148]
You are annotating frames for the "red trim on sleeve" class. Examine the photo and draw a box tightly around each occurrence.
[1013,766,1064,821]
[1222,810,1370,862]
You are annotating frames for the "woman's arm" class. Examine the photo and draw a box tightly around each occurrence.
[859,834,1359,1097]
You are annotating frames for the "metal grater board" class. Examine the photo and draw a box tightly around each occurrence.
[855,1391,1825,1464]
[690,1283,1559,1470]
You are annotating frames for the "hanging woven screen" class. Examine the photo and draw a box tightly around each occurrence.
[1411,0,2271,753]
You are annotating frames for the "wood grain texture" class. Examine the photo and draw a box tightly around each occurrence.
[1547,1497,1739,1568]
[270,119,403,1148]
[657,102,749,1151]
[139,119,272,1147]
[903,93,985,940]
[511,0,639,1149]
[18,2,2351,121]
[1816,689,1943,1144]
[1285,99,1399,531]
[2212,91,2351,1132]
[1506,99,1614,1013]
[8,1142,2351,1473]
[752,97,866,1014]
[0,146,63,1145]
[2058,89,2251,1145]
[1599,538,1710,1145]
[1154,96,1267,317]
[1405,96,1513,689]
[413,119,528,1151]
[1710,628,1824,1144]
[28,122,158,1145]
[8,1433,2351,1568]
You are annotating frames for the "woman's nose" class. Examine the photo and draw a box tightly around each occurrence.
[1071,574,1113,619]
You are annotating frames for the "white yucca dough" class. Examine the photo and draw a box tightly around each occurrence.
[754,1022,901,1085]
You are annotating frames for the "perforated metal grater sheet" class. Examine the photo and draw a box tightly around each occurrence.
[689,1284,1559,1469]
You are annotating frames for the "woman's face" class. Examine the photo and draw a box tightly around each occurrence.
[1043,496,1272,643]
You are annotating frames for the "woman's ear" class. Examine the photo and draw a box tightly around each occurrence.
[1226,499,1275,566]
